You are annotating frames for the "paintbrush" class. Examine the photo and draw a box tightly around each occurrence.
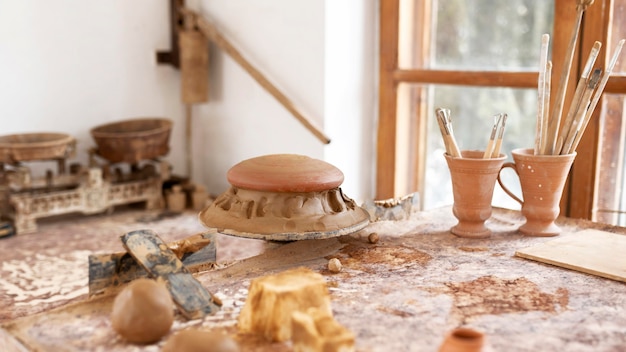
[569,39,625,154]
[536,34,550,155]
[546,0,595,155]
[560,69,602,154]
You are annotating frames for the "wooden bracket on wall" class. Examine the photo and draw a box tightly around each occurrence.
[156,0,185,68]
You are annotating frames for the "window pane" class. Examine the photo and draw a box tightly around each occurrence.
[428,0,554,71]
[612,0,626,74]
[596,95,626,225]
[423,85,536,210]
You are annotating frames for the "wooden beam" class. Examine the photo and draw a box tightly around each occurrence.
[567,0,610,220]
[195,15,331,145]
[376,0,400,199]
[393,70,539,88]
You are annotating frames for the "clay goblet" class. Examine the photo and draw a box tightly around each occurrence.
[497,148,576,237]
[445,150,506,238]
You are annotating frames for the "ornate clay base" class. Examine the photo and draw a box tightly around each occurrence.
[199,186,370,241]
[199,154,370,241]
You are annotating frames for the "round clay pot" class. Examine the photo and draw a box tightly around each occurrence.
[438,327,485,352]
[226,154,344,193]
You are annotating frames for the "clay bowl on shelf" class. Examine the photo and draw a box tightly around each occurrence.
[199,154,371,241]
[0,132,76,163]
[90,118,172,164]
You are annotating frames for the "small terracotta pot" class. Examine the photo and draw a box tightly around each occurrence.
[497,148,576,236]
[445,150,506,238]
[438,327,484,352]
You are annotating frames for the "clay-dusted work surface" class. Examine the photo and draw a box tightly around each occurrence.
[2,207,626,351]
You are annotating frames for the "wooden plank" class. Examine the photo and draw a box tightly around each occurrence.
[393,70,538,88]
[121,230,221,319]
[87,232,216,297]
[515,229,626,283]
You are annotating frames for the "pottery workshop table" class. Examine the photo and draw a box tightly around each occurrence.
[0,206,625,351]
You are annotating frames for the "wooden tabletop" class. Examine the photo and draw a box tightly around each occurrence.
[1,206,625,351]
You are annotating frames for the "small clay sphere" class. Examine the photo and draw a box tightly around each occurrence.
[368,232,380,244]
[162,329,240,352]
[110,278,174,344]
[328,258,343,273]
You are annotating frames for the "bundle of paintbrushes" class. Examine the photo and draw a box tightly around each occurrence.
[436,108,507,159]
[534,0,625,156]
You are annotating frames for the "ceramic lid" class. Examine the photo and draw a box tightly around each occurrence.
[226,154,344,192]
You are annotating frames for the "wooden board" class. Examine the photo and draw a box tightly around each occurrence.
[515,229,626,283]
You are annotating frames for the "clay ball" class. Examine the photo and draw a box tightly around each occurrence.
[110,278,174,344]
[162,329,240,352]
[328,258,343,273]
[368,232,380,244]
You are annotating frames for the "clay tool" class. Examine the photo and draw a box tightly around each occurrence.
[88,232,217,297]
[483,113,503,159]
[569,39,625,153]
[546,0,595,155]
[491,113,508,158]
[121,229,221,319]
[556,41,602,155]
[435,108,461,158]
[535,34,550,155]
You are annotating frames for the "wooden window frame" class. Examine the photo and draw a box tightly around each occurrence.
[377,0,625,220]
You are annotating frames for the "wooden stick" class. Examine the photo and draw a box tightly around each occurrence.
[185,104,193,178]
[556,41,602,155]
[545,0,593,155]
[540,61,552,154]
[535,34,550,155]
[195,15,331,144]
[570,39,625,153]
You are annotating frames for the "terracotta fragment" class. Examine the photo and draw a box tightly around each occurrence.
[110,278,174,344]
[237,267,332,342]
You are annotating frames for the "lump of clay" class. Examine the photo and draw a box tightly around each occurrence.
[162,329,240,352]
[292,307,355,352]
[237,267,332,342]
[110,278,174,344]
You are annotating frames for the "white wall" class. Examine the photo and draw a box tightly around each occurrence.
[0,0,377,203]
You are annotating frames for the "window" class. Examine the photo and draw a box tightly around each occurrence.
[378,0,626,224]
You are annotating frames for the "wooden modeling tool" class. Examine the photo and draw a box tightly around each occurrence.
[121,230,221,319]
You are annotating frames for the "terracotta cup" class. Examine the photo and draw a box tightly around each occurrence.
[497,148,576,237]
[438,327,485,352]
[445,150,506,238]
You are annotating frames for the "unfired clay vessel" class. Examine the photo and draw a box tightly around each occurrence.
[445,150,506,238]
[438,327,484,352]
[498,148,576,236]
[199,154,370,241]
